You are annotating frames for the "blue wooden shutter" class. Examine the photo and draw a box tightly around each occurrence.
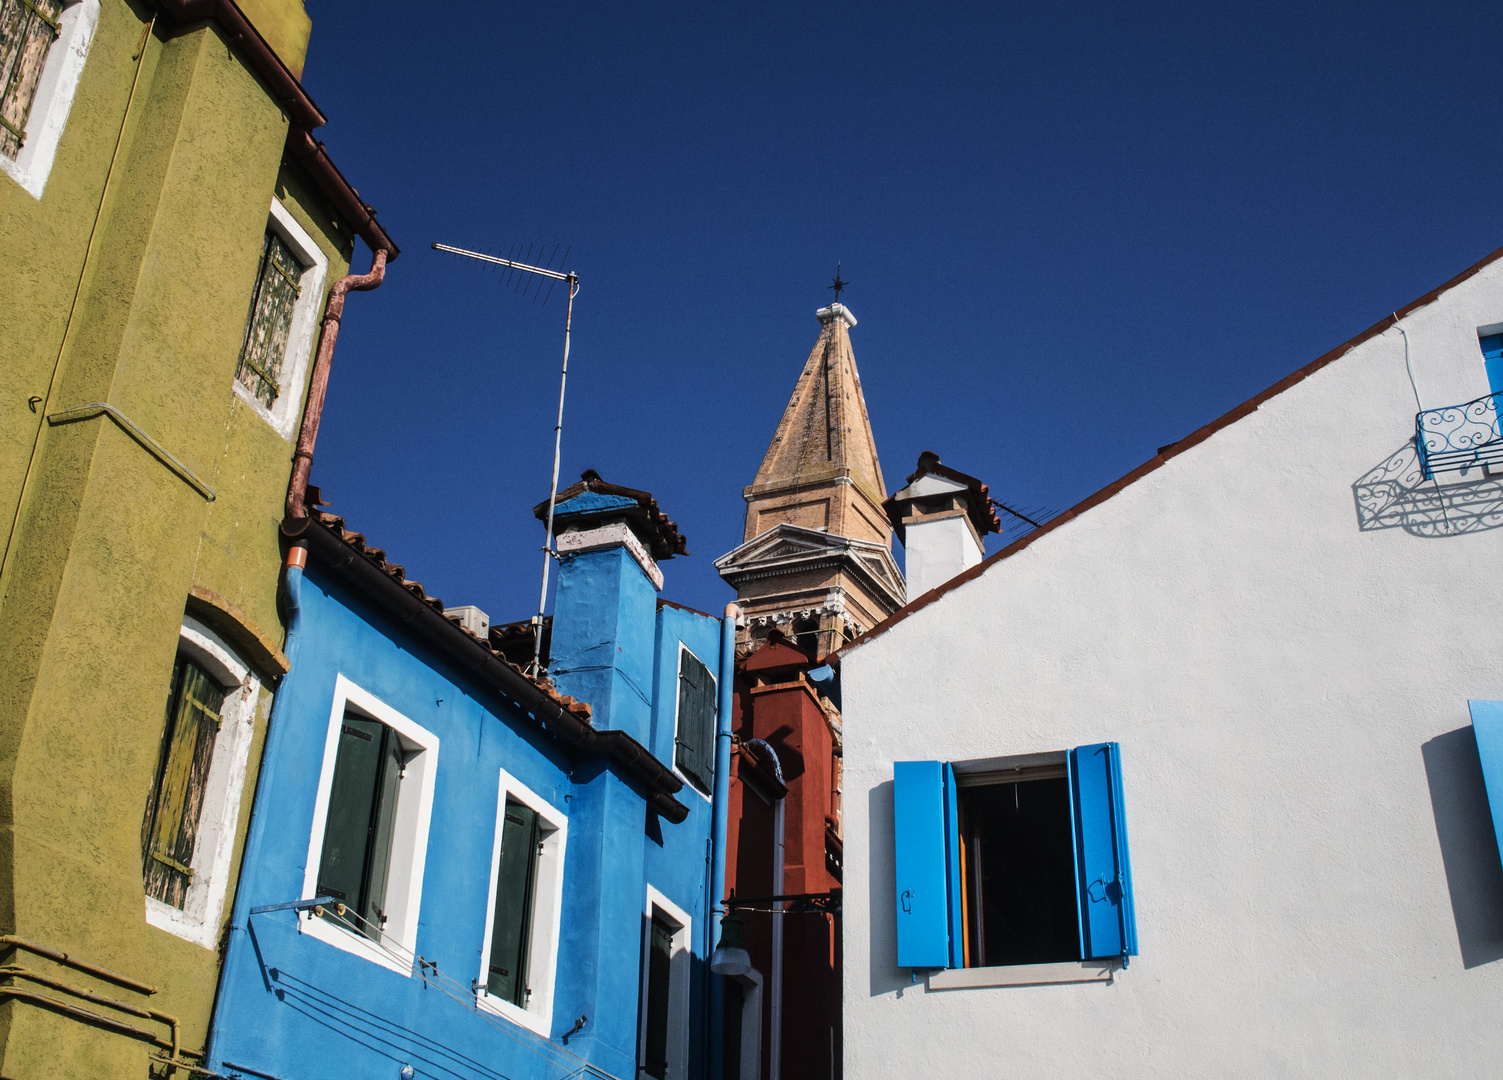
[893,761,952,968]
[1070,742,1138,961]
[942,763,964,969]
[1481,334,1503,396]
[1468,701,1503,861]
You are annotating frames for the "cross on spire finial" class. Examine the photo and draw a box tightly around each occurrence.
[828,263,849,304]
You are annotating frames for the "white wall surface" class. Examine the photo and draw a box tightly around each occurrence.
[841,255,1503,1078]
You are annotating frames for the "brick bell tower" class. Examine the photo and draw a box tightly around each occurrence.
[714,300,905,658]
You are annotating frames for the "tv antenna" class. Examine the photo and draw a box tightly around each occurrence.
[432,242,579,677]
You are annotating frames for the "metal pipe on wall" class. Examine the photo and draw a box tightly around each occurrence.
[282,249,387,533]
[709,602,742,1079]
[202,542,308,1069]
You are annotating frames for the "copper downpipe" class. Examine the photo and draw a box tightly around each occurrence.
[282,248,388,534]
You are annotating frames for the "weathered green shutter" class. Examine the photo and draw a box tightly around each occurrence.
[236,229,303,408]
[0,0,62,158]
[316,714,402,939]
[642,915,673,1078]
[675,650,716,792]
[143,657,225,908]
[487,801,541,1006]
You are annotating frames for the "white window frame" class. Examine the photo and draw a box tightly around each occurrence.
[636,886,693,1080]
[232,198,329,440]
[298,674,439,977]
[671,643,714,801]
[1,0,99,199]
[144,615,261,949]
[475,767,568,1036]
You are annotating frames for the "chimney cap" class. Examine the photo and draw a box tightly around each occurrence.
[534,470,689,560]
[882,451,1002,540]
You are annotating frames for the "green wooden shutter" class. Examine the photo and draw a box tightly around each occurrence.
[0,0,62,158]
[676,650,716,792]
[143,657,225,909]
[316,716,404,940]
[236,229,303,408]
[487,801,541,1006]
[363,728,404,931]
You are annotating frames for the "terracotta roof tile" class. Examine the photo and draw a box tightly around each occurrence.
[308,498,591,723]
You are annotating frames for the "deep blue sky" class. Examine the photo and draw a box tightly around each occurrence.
[298,0,1503,623]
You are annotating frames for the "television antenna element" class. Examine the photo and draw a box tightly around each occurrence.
[432,241,579,677]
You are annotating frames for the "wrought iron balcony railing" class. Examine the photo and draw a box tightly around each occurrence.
[1416,391,1503,479]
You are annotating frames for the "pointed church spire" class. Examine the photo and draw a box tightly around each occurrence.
[717,301,905,658]
[746,303,890,543]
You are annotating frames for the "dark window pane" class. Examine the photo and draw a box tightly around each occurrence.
[316,714,400,939]
[143,656,225,908]
[642,915,674,1079]
[959,776,1080,967]
[487,800,540,1006]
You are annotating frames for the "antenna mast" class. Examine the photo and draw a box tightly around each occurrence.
[432,242,579,677]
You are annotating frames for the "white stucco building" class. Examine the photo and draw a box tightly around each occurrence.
[836,247,1503,1077]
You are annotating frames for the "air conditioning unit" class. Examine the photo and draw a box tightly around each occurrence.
[444,605,490,640]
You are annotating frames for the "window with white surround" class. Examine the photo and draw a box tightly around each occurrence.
[475,768,567,1036]
[0,0,98,199]
[232,200,328,440]
[892,744,1136,987]
[720,967,762,1080]
[672,644,715,797]
[636,887,692,1080]
[300,675,438,976]
[141,615,262,948]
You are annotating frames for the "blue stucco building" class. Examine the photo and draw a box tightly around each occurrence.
[207,474,727,1080]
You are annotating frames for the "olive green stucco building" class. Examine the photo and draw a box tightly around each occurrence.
[0,1,396,1074]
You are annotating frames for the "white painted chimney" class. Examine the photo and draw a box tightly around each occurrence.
[884,452,1001,602]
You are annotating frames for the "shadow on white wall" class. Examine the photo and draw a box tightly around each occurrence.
[1422,727,1503,969]
[1353,443,1503,537]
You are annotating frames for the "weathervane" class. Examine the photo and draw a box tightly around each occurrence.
[828,263,848,303]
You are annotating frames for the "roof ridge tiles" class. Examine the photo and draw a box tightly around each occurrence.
[302,496,593,724]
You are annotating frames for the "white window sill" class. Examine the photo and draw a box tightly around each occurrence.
[926,960,1118,990]
[298,911,412,978]
[475,987,551,1037]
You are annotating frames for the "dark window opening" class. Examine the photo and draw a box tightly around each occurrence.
[641,914,674,1079]
[315,713,403,941]
[487,799,541,1008]
[142,655,225,908]
[957,770,1080,967]
[675,650,716,793]
[791,616,820,657]
[721,977,745,1080]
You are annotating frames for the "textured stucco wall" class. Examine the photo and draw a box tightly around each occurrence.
[0,1,351,1074]
[841,257,1503,1078]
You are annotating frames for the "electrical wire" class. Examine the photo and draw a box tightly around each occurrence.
[292,905,624,1080]
[1394,315,1458,534]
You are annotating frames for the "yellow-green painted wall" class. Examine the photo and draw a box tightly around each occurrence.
[0,0,358,1074]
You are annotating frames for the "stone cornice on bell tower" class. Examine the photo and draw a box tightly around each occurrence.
[718,302,905,657]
